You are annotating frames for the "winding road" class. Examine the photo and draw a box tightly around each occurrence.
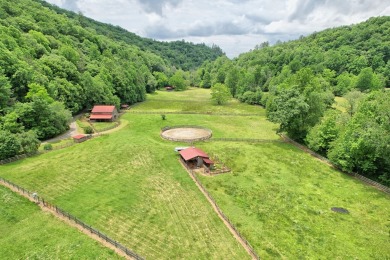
[42,117,80,144]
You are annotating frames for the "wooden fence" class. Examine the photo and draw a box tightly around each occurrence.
[280,134,390,194]
[0,177,144,260]
[180,158,260,259]
[211,138,283,143]
[203,154,231,175]
[130,111,262,116]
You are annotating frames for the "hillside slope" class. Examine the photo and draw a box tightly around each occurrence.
[38,0,224,70]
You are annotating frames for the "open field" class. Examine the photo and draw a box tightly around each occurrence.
[196,141,390,259]
[0,186,119,259]
[1,88,389,259]
[134,88,265,115]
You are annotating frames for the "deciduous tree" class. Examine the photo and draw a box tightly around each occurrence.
[211,83,231,105]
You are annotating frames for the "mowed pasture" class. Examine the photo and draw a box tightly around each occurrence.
[1,88,389,259]
[133,88,265,115]
[0,186,119,259]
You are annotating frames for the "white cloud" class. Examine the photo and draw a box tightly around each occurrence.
[45,0,390,58]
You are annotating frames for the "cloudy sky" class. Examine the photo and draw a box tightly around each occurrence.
[46,0,390,57]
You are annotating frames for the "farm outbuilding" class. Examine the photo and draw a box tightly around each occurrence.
[90,105,118,121]
[179,147,214,168]
[72,134,88,143]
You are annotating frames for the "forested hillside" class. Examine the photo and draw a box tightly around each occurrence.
[39,0,224,71]
[0,0,223,160]
[199,16,390,185]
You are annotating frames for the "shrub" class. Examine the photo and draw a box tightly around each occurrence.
[161,114,166,120]
[84,126,94,134]
[43,143,53,150]
[239,91,262,105]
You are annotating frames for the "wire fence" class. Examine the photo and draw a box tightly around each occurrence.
[180,158,260,259]
[0,177,144,260]
[280,134,390,194]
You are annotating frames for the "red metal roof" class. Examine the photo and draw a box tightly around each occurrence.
[91,105,116,113]
[90,114,113,120]
[203,158,214,164]
[72,134,86,140]
[179,147,209,161]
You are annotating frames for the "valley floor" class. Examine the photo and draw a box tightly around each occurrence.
[1,88,389,259]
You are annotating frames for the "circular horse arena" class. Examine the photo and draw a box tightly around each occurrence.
[161,126,212,142]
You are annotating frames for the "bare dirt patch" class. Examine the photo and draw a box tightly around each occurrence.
[161,127,212,142]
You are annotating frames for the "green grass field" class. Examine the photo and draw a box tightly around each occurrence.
[196,141,390,258]
[0,186,120,259]
[1,88,389,259]
[91,121,118,132]
[133,88,265,115]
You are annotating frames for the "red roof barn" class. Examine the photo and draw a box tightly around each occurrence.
[179,147,214,168]
[180,147,208,161]
[90,105,118,121]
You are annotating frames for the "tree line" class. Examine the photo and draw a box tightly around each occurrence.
[199,16,390,185]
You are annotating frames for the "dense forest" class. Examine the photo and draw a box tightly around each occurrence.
[0,0,222,159]
[199,16,390,185]
[38,0,225,71]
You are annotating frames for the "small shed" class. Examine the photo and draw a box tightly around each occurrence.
[179,147,214,168]
[203,158,215,168]
[72,134,88,143]
[90,105,118,122]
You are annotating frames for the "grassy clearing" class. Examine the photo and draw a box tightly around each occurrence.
[0,186,119,259]
[196,141,390,259]
[76,119,91,133]
[136,113,279,140]
[1,88,389,259]
[134,88,265,115]
[91,121,118,132]
[76,119,90,128]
